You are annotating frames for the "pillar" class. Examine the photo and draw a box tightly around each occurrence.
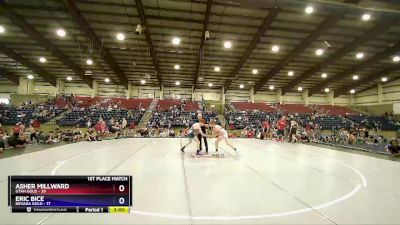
[302,90,309,105]
[221,86,226,105]
[328,90,335,106]
[57,79,65,95]
[191,85,195,101]
[18,77,35,94]
[276,88,282,104]
[126,82,131,99]
[250,87,255,103]
[350,93,355,105]
[377,83,383,104]
[160,85,164,100]
[91,80,98,98]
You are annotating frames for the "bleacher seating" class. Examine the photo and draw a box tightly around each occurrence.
[231,102,276,112]
[156,100,182,111]
[346,115,399,131]
[57,109,144,127]
[310,104,356,116]
[276,104,314,114]
[314,115,353,130]
[0,103,64,126]
[183,101,200,112]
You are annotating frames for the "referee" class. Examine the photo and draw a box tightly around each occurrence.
[197,113,209,154]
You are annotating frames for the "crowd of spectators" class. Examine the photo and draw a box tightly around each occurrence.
[0,99,64,126]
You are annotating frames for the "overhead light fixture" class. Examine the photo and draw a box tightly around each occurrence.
[356,52,364,59]
[224,41,232,49]
[352,75,359,80]
[0,25,5,33]
[141,80,146,84]
[105,78,110,83]
[208,83,213,87]
[39,57,46,63]
[298,87,303,91]
[174,64,180,70]
[321,73,327,78]
[350,89,356,94]
[27,74,34,80]
[315,49,324,56]
[86,59,93,65]
[116,33,125,41]
[252,69,258,74]
[324,88,330,93]
[269,85,274,90]
[393,56,400,62]
[175,81,180,86]
[239,84,244,89]
[271,45,280,52]
[305,6,314,14]
[172,37,181,45]
[381,77,388,82]
[288,71,294,76]
[66,76,72,81]
[214,66,220,72]
[361,13,371,21]
[56,29,66,37]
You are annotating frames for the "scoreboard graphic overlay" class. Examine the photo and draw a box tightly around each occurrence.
[8,176,132,213]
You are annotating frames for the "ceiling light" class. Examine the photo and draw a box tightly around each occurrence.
[0,25,4,33]
[356,52,364,59]
[305,6,314,14]
[208,83,213,87]
[56,29,66,37]
[271,45,280,52]
[141,80,146,84]
[116,33,125,41]
[361,13,371,21]
[239,84,244,89]
[381,77,388,82]
[214,66,220,72]
[27,74,34,80]
[393,56,400,62]
[315,49,324,56]
[288,71,294,76]
[269,85,274,90]
[175,81,180,86]
[174,64,180,70]
[352,75,359,80]
[298,87,303,91]
[172,37,181,45]
[321,73,327,78]
[224,41,232,49]
[105,78,110,83]
[252,69,258,74]
[324,88,330,93]
[350,89,356,94]
[86,59,93,65]
[66,76,72,81]
[39,57,46,63]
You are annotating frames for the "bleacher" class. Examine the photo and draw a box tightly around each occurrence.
[310,104,356,116]
[156,100,182,111]
[276,104,314,114]
[0,103,65,126]
[231,102,276,112]
[346,115,399,131]
[57,109,144,127]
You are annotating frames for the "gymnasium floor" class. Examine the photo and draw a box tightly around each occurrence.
[1,138,400,225]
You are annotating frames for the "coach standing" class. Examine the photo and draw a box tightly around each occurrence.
[197,113,209,154]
